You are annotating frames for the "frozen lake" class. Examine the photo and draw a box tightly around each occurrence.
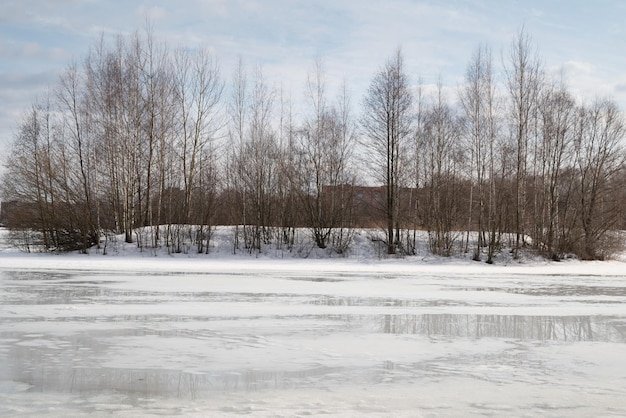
[1,259,626,416]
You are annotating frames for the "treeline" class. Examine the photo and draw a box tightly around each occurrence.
[2,28,625,260]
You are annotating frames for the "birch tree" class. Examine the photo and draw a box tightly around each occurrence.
[460,44,500,262]
[504,28,543,258]
[294,59,356,250]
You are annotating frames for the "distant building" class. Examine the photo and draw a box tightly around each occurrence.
[321,185,419,229]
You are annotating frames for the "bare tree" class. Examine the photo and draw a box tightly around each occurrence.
[226,57,249,252]
[361,48,413,254]
[504,28,543,258]
[91,34,144,245]
[573,99,625,259]
[2,100,60,250]
[405,78,427,254]
[535,84,575,259]
[57,62,99,252]
[275,85,298,250]
[459,44,502,262]
[173,47,223,224]
[331,80,359,253]
[172,46,223,252]
[137,25,173,249]
[422,80,463,256]
[292,59,356,251]
[229,63,279,252]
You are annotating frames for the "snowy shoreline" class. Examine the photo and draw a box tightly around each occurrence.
[0,247,624,278]
[0,226,624,277]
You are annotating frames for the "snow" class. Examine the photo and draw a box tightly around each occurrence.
[1,227,626,416]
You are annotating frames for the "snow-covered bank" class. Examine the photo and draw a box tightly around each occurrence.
[1,248,625,278]
[0,226,624,278]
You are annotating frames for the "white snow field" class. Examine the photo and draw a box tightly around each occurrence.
[1,229,626,416]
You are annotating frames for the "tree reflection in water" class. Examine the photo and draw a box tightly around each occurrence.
[380,314,622,342]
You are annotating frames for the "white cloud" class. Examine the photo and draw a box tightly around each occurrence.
[562,60,595,75]
[20,42,41,57]
[615,83,626,93]
[49,47,71,61]
[136,5,169,22]
[549,60,626,106]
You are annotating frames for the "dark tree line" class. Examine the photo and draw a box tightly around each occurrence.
[2,28,625,260]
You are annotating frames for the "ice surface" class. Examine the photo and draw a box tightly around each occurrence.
[1,255,626,417]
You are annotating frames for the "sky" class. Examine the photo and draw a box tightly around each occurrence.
[1,0,625,158]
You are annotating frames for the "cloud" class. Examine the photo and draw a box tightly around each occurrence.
[615,84,626,93]
[136,5,168,22]
[20,42,41,56]
[0,38,71,71]
[0,71,56,90]
[562,60,595,75]
[548,60,626,107]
